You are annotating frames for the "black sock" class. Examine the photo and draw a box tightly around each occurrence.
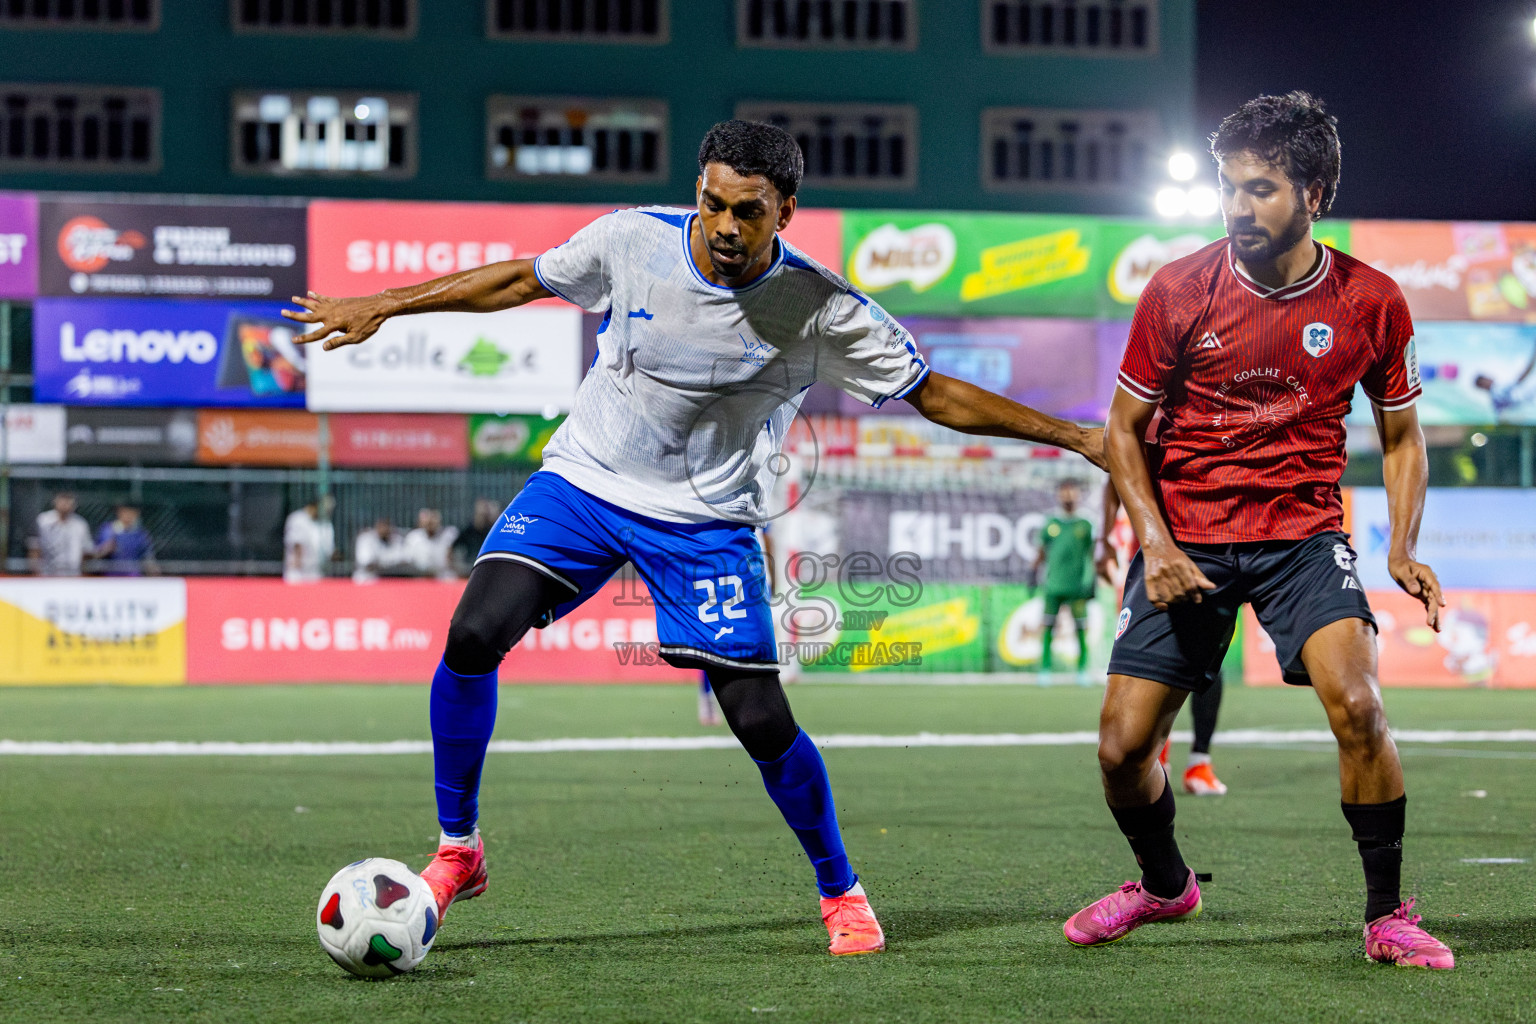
[1341,795,1406,922]
[1109,776,1189,899]
[1191,674,1222,755]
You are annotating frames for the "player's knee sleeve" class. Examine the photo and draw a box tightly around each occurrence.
[708,669,799,762]
[443,561,561,676]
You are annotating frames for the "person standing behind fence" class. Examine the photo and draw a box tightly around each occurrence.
[283,496,334,584]
[27,492,94,577]
[95,503,158,577]
[405,508,459,581]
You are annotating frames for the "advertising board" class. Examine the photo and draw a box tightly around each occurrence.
[330,413,467,469]
[0,404,65,464]
[842,211,1099,318]
[1350,488,1536,590]
[0,193,38,299]
[184,578,691,684]
[467,413,565,465]
[65,407,199,464]
[196,409,321,466]
[0,578,186,685]
[32,298,306,407]
[304,307,581,414]
[1244,590,1536,688]
[39,200,306,299]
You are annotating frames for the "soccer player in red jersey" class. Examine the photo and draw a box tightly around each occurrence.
[1063,93,1454,968]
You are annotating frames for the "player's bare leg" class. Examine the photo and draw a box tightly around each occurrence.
[1064,675,1201,946]
[1303,617,1452,968]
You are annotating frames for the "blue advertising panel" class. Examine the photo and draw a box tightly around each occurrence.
[1346,321,1536,426]
[32,298,306,407]
[1352,487,1536,590]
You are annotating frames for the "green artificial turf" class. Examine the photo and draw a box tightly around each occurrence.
[0,683,1532,1023]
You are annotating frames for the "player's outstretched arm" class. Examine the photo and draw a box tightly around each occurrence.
[282,259,554,350]
[1096,479,1121,583]
[1105,388,1214,609]
[904,371,1107,470]
[1376,403,1443,631]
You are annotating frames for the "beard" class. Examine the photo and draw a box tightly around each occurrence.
[1228,197,1312,262]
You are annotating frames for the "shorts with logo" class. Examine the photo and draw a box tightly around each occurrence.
[1107,530,1375,692]
[477,471,778,672]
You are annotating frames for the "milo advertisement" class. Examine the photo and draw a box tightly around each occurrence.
[844,211,1099,318]
[468,413,566,465]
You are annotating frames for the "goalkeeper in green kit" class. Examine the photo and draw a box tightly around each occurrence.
[1034,479,1096,674]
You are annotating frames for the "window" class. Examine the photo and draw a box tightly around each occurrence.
[487,96,667,184]
[231,91,415,178]
[738,0,914,49]
[0,86,159,172]
[231,0,413,35]
[736,102,916,190]
[983,0,1157,55]
[486,0,666,42]
[0,0,156,29]
[982,106,1159,192]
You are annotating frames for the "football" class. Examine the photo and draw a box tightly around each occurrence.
[316,858,438,978]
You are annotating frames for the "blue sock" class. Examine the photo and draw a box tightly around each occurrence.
[754,729,856,898]
[430,658,498,837]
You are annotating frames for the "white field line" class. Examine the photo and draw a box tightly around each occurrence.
[1,728,1536,757]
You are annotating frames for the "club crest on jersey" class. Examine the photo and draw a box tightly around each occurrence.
[1302,322,1334,358]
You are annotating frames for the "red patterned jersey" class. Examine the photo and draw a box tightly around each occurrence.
[1117,238,1421,543]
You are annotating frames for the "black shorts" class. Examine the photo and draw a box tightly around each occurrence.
[1107,531,1375,693]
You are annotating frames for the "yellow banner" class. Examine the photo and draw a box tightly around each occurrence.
[0,579,187,685]
[959,229,1092,303]
[851,597,979,672]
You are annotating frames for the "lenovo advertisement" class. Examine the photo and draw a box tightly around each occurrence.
[38,199,306,299]
[31,298,306,407]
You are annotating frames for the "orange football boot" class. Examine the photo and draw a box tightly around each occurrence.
[420,830,487,922]
[821,883,886,955]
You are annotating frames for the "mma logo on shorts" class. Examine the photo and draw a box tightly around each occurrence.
[1115,607,1132,639]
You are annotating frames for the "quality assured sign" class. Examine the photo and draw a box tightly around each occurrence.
[39,199,306,299]
[31,298,305,407]
[304,307,581,413]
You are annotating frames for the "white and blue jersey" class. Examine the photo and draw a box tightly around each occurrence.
[478,206,929,671]
[532,206,928,524]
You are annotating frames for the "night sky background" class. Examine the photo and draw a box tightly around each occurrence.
[1196,0,1536,222]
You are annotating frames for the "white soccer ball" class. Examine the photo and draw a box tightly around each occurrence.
[316,858,438,978]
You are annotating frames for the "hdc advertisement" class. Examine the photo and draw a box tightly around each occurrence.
[32,298,306,407]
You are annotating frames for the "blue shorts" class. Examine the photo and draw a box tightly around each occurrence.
[477,471,778,672]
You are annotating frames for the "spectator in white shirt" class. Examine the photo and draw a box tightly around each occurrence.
[404,508,459,581]
[28,492,95,576]
[353,516,408,584]
[283,496,335,584]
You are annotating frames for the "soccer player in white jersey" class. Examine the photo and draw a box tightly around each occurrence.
[286,121,1105,956]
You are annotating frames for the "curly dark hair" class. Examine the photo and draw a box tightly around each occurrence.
[697,120,804,200]
[1209,91,1341,220]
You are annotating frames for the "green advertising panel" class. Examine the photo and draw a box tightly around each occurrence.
[986,582,1116,674]
[842,210,1101,318]
[798,582,986,675]
[845,210,1358,321]
[468,413,565,465]
[1095,220,1228,317]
